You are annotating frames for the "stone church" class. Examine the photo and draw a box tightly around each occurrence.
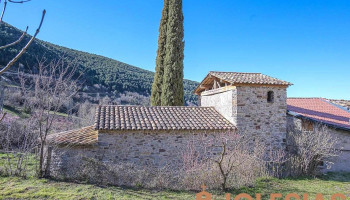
[46,71,350,177]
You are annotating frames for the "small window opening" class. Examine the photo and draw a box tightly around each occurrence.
[267,91,274,103]
[302,120,314,131]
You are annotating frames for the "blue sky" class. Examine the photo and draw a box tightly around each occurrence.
[3,0,350,99]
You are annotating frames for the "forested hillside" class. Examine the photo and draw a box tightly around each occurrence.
[0,22,198,105]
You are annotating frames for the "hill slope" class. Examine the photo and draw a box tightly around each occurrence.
[0,23,198,105]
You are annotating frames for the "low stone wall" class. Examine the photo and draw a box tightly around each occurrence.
[48,130,233,180]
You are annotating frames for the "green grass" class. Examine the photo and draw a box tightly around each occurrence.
[0,177,195,200]
[0,173,349,200]
[3,104,82,120]
[0,153,38,177]
[235,174,350,200]
[3,105,31,119]
[1,153,349,199]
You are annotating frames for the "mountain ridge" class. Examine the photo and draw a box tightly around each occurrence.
[0,22,198,105]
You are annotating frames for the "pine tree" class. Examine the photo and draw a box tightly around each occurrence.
[151,0,169,106]
[160,0,184,106]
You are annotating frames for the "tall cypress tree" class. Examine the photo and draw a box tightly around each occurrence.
[160,0,184,106]
[151,0,169,106]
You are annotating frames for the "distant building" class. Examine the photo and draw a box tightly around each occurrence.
[287,98,350,171]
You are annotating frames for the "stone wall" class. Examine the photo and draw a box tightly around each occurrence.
[200,86,237,125]
[328,128,350,172]
[48,130,233,179]
[201,85,287,149]
[287,115,350,172]
[235,86,287,148]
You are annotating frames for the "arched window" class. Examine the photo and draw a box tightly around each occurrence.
[267,91,274,103]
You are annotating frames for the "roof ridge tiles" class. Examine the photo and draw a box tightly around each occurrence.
[288,97,326,99]
[209,71,261,74]
[98,105,215,109]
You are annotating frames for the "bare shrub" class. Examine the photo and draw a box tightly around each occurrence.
[116,92,150,106]
[180,159,221,190]
[76,100,96,127]
[286,124,340,177]
[4,89,24,107]
[57,154,179,190]
[179,132,282,191]
[0,119,38,177]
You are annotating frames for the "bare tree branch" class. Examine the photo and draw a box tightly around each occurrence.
[0,112,6,122]
[8,0,31,3]
[0,0,7,23]
[0,26,28,49]
[0,9,46,75]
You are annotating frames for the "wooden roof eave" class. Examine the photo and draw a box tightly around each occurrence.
[193,73,232,95]
[194,73,212,95]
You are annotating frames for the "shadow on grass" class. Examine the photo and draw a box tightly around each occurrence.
[319,172,350,182]
[46,177,195,200]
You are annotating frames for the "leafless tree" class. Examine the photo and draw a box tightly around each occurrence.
[0,0,46,122]
[286,124,340,177]
[19,57,80,177]
[214,135,245,191]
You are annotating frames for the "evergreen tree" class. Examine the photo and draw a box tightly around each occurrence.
[160,0,184,106]
[151,0,169,106]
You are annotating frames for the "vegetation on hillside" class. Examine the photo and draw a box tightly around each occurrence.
[0,22,198,105]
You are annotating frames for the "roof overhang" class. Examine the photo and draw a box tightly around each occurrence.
[287,110,350,132]
[194,72,291,95]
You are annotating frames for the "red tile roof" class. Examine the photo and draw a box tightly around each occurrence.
[94,105,236,131]
[287,98,350,130]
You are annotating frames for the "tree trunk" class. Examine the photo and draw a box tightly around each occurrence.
[38,141,45,177]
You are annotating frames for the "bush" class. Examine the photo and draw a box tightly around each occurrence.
[180,133,277,191]
[286,125,339,177]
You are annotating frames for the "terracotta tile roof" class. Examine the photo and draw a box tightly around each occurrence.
[287,98,350,131]
[209,71,292,86]
[194,71,292,95]
[94,105,235,131]
[47,126,98,145]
